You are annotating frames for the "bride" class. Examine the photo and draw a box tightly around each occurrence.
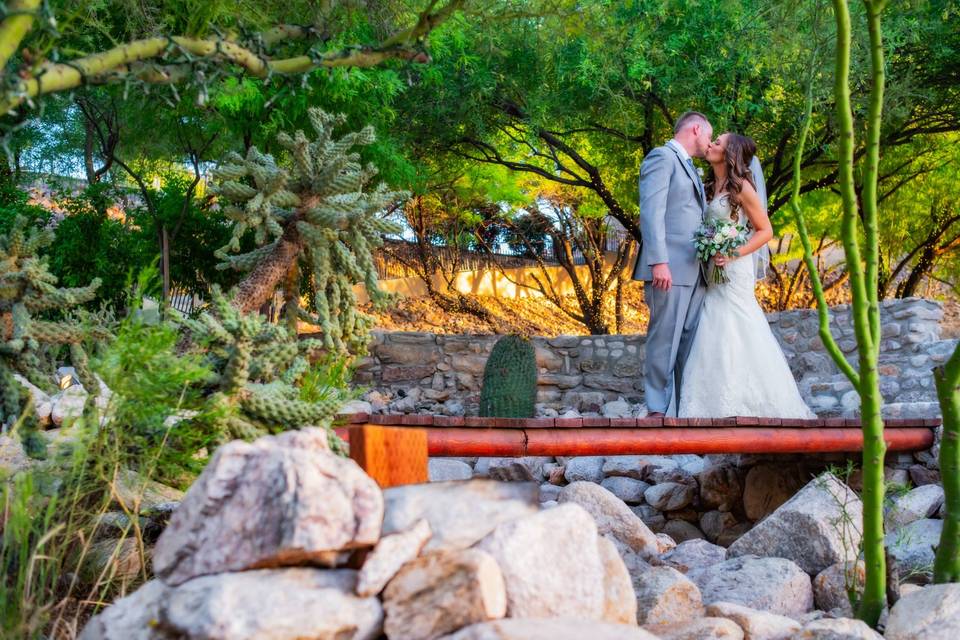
[677,133,815,419]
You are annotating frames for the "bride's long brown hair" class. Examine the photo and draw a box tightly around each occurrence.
[704,133,757,221]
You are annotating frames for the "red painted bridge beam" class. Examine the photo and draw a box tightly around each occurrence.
[335,425,934,457]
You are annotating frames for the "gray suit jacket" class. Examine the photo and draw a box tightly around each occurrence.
[632,144,706,285]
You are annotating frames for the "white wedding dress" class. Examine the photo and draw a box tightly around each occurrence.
[678,194,816,419]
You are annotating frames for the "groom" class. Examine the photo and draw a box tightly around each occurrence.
[632,111,712,417]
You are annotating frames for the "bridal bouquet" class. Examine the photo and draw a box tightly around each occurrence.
[692,218,749,284]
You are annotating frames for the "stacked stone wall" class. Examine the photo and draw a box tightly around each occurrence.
[355,297,956,419]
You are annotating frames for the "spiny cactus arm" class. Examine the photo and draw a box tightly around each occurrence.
[28,320,92,344]
[0,361,22,425]
[22,280,102,312]
[934,342,960,583]
[240,383,344,428]
[216,242,279,273]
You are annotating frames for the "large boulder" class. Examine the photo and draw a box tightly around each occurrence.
[885,583,960,640]
[160,569,381,640]
[705,601,801,640]
[82,569,383,640]
[153,429,381,586]
[799,618,884,639]
[727,474,862,575]
[79,580,167,640]
[598,535,639,625]
[440,618,660,640]
[689,555,814,616]
[632,566,704,627]
[699,463,742,512]
[885,518,942,574]
[357,519,432,597]
[382,480,538,552]
[382,548,506,640]
[742,462,809,521]
[885,485,944,531]
[558,481,659,558]
[474,503,616,623]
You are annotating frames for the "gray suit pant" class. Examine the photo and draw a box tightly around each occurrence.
[643,278,707,416]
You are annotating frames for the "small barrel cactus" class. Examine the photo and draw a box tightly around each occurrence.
[479,335,537,418]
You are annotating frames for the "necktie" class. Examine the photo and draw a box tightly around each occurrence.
[687,158,704,200]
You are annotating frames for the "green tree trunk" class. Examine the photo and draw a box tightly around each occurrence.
[933,342,960,582]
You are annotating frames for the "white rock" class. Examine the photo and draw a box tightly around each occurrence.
[357,519,431,597]
[429,459,474,482]
[0,435,33,476]
[340,399,373,414]
[799,617,884,639]
[382,548,506,640]
[813,561,863,616]
[885,518,942,574]
[79,579,167,640]
[661,539,728,575]
[885,484,944,531]
[633,566,704,627]
[645,482,696,511]
[475,503,607,621]
[564,456,606,483]
[705,601,802,640]
[382,480,537,552]
[602,398,633,418]
[153,428,382,586]
[727,473,862,575]
[690,555,814,616]
[558,481,659,558]
[161,568,382,640]
[51,385,87,426]
[440,618,660,640]
[651,617,744,640]
[601,476,651,504]
[597,534,639,625]
[885,583,960,639]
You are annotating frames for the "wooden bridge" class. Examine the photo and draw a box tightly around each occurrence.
[334,414,939,488]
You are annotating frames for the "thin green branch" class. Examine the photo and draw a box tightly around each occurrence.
[791,73,861,387]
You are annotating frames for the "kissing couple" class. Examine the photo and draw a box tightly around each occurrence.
[632,111,815,420]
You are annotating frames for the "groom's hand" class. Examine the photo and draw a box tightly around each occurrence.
[651,263,672,291]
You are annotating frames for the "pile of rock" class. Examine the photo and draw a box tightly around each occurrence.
[80,428,959,639]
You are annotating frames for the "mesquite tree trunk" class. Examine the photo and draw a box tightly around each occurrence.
[933,342,960,582]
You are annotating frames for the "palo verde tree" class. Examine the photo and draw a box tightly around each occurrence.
[0,0,465,121]
[790,0,892,625]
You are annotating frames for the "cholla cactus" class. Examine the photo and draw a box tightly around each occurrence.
[212,108,405,355]
[173,286,349,450]
[0,216,109,430]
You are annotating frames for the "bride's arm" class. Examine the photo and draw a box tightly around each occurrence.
[733,181,773,258]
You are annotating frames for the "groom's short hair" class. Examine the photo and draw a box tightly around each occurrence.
[674,111,710,134]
